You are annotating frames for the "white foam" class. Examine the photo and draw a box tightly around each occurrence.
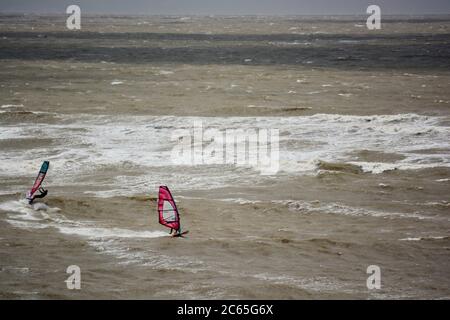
[399,236,448,241]
[0,110,54,115]
[0,113,449,194]
[0,201,203,274]
[0,200,167,239]
[422,201,450,207]
[338,40,360,44]
[87,237,205,272]
[5,219,48,230]
[0,190,20,196]
[0,200,55,222]
[1,104,24,109]
[56,226,168,239]
[33,202,49,211]
[269,41,312,46]
[348,161,449,174]
[399,237,422,241]
[274,199,438,221]
[252,273,353,293]
[1,266,30,274]
[216,198,261,204]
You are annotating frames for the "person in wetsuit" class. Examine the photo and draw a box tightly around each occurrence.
[27,187,48,204]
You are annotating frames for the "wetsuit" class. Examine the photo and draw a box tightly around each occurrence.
[27,187,48,204]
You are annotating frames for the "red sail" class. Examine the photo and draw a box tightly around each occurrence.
[28,161,49,198]
[157,186,180,231]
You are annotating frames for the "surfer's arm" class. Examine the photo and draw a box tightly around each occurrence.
[34,188,48,199]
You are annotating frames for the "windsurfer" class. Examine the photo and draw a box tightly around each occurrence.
[27,187,48,204]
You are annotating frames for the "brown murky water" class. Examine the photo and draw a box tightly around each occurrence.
[0,14,449,299]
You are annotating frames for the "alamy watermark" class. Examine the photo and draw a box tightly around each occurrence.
[171,120,279,175]
[65,265,81,289]
[66,5,81,30]
[366,265,381,289]
[367,5,381,30]
[64,5,379,31]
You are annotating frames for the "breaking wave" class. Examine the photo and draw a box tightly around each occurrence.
[0,113,449,194]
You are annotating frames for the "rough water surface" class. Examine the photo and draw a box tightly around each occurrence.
[0,14,449,299]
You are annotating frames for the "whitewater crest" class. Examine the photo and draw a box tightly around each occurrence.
[0,113,449,194]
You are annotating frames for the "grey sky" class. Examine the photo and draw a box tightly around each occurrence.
[1,0,449,15]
